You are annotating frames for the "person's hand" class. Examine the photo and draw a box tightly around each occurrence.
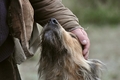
[71,28,90,59]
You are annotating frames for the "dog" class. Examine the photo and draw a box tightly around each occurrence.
[38,18,104,80]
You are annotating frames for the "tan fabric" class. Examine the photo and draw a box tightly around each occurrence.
[9,0,34,59]
[8,0,82,64]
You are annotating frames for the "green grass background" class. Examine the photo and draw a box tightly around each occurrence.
[63,0,120,25]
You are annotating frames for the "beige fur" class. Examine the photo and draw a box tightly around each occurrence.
[38,19,104,80]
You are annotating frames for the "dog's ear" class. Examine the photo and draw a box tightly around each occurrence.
[88,59,105,79]
[79,59,105,80]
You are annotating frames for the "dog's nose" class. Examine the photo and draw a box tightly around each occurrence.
[49,18,58,24]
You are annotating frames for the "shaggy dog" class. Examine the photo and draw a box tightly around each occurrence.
[39,18,104,80]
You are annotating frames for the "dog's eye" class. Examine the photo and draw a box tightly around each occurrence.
[70,34,77,39]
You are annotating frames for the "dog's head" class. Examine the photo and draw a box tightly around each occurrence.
[39,18,105,80]
[41,18,83,60]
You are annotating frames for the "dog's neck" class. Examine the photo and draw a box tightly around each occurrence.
[39,50,84,80]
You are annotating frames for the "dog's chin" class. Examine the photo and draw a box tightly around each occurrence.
[41,30,61,49]
[41,21,64,49]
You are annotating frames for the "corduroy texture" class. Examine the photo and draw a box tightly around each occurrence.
[0,0,14,62]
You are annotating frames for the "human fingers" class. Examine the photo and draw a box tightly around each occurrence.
[71,28,90,59]
[80,29,90,59]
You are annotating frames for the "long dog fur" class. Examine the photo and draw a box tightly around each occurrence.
[38,18,104,80]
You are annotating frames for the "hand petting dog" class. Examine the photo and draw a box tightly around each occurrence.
[71,28,90,59]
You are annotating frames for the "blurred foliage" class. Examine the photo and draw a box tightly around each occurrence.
[63,0,120,25]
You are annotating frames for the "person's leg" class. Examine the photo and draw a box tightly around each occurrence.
[0,55,21,80]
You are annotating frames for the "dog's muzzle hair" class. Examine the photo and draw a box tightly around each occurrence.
[39,18,105,80]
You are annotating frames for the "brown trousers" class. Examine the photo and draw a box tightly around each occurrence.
[0,55,21,80]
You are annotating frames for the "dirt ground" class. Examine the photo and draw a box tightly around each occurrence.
[19,25,120,80]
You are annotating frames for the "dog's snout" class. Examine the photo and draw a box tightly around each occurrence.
[49,18,58,24]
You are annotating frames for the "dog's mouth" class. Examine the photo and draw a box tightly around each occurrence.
[42,18,61,36]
